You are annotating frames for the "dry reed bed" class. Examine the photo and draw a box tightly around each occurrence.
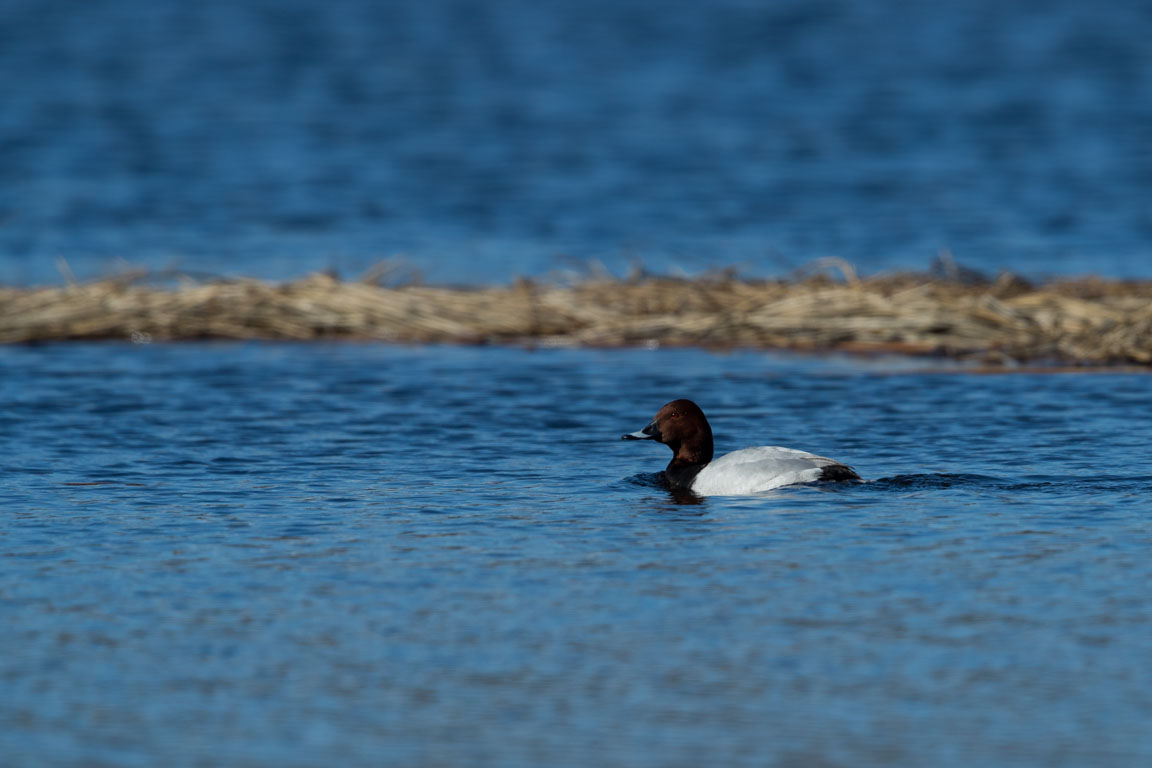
[2,273,1152,365]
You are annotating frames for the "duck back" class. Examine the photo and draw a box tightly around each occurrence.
[690,446,859,496]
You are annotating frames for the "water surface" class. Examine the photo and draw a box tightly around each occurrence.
[3,344,1151,766]
[3,0,1152,283]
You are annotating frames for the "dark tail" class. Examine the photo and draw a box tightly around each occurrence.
[819,464,861,482]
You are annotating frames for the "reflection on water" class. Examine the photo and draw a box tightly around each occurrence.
[2,343,1151,766]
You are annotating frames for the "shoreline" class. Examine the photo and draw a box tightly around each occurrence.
[3,271,1151,366]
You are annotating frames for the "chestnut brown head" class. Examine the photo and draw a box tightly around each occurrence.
[621,399,714,465]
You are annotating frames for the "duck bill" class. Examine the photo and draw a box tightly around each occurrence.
[621,419,661,441]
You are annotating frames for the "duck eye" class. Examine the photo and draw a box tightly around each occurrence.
[670,412,679,418]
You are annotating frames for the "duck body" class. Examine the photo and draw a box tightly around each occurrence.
[623,399,859,496]
[691,445,858,494]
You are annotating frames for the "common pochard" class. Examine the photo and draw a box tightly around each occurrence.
[622,399,859,495]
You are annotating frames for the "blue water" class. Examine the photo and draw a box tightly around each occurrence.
[3,343,1151,766]
[3,0,1152,284]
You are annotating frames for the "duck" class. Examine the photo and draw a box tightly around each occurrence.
[622,399,859,495]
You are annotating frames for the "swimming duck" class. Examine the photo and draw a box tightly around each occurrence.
[622,399,859,495]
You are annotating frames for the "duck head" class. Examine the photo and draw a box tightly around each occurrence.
[622,398,714,466]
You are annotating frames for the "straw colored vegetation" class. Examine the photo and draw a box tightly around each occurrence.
[2,268,1152,365]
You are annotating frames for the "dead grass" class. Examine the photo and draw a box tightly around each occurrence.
[2,269,1151,366]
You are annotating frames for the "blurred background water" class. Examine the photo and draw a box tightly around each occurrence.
[1,0,1151,284]
[3,344,1152,766]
